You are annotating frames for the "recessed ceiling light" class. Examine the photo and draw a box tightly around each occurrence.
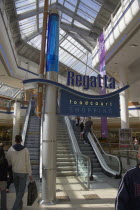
[130,44,138,47]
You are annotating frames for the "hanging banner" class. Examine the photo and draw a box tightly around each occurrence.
[99,32,108,138]
[59,90,120,117]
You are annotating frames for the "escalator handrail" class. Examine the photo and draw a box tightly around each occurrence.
[64,116,91,188]
[21,102,31,145]
[65,116,93,163]
[64,116,81,154]
[89,132,122,177]
[92,132,122,162]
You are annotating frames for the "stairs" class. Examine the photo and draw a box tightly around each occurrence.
[56,116,76,176]
[24,115,41,178]
[73,126,102,174]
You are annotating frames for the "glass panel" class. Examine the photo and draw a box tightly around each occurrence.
[39,0,44,7]
[64,1,75,11]
[91,133,121,176]
[0,85,20,98]
[59,0,64,4]
[51,0,57,4]
[77,154,90,188]
[14,0,101,78]
[74,20,90,30]
[61,13,72,24]
[15,0,36,15]
[67,0,77,6]
[81,0,101,12]
[28,34,42,50]
[19,15,37,38]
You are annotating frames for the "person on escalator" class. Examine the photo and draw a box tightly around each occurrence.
[80,117,85,140]
[115,146,140,210]
[83,117,93,144]
[30,97,36,116]
[6,135,33,210]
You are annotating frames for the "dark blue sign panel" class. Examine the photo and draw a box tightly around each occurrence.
[59,90,120,117]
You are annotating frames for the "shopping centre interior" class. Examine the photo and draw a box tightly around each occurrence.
[0,0,140,209]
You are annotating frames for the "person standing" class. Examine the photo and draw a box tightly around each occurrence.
[115,146,140,210]
[6,166,13,193]
[133,137,139,150]
[6,135,32,210]
[79,117,85,140]
[0,144,8,210]
[83,117,93,144]
[30,97,36,116]
[76,116,80,126]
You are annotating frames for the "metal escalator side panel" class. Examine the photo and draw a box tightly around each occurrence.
[88,133,122,177]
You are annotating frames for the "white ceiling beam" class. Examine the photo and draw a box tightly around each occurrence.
[71,0,80,25]
[17,3,102,35]
[23,29,42,43]
[22,22,97,45]
[61,22,98,40]
[67,32,93,52]
[96,0,117,12]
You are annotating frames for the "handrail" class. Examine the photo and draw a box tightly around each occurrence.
[64,116,81,154]
[88,132,122,178]
[21,102,31,145]
[64,116,91,188]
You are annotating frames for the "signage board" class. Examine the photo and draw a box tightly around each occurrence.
[59,90,120,117]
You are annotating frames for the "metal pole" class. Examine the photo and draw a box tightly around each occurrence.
[12,100,21,145]
[36,0,49,118]
[40,9,59,205]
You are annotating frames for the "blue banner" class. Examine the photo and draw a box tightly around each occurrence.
[46,13,59,72]
[59,90,120,117]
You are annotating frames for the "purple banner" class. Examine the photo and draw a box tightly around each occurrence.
[99,33,108,138]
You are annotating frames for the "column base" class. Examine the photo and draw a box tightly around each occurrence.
[39,199,57,206]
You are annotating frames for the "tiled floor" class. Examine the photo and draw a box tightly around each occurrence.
[6,174,120,210]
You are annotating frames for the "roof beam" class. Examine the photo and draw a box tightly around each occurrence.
[17,3,102,35]
[61,22,98,41]
[36,0,39,32]
[71,0,80,25]
[67,32,93,52]
[51,3,102,34]
[96,0,117,12]
[23,29,42,43]
[22,22,97,45]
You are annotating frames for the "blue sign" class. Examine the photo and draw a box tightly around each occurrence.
[67,71,115,90]
[59,90,120,117]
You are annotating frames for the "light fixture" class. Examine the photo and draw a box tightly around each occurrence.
[130,44,138,47]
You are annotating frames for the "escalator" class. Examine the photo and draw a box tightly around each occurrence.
[56,116,76,176]
[21,104,77,178]
[66,117,122,178]
[21,102,41,178]
[24,115,41,177]
[74,126,102,174]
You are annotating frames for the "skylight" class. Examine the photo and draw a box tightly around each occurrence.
[14,0,102,76]
[0,83,22,98]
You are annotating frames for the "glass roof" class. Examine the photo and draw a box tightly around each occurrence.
[14,0,102,76]
[0,83,22,98]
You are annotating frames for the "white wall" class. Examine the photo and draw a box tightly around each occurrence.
[92,0,140,68]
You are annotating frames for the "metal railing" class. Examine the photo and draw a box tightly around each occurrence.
[21,102,31,145]
[76,153,91,189]
[115,150,138,173]
[88,132,122,178]
[64,116,91,188]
